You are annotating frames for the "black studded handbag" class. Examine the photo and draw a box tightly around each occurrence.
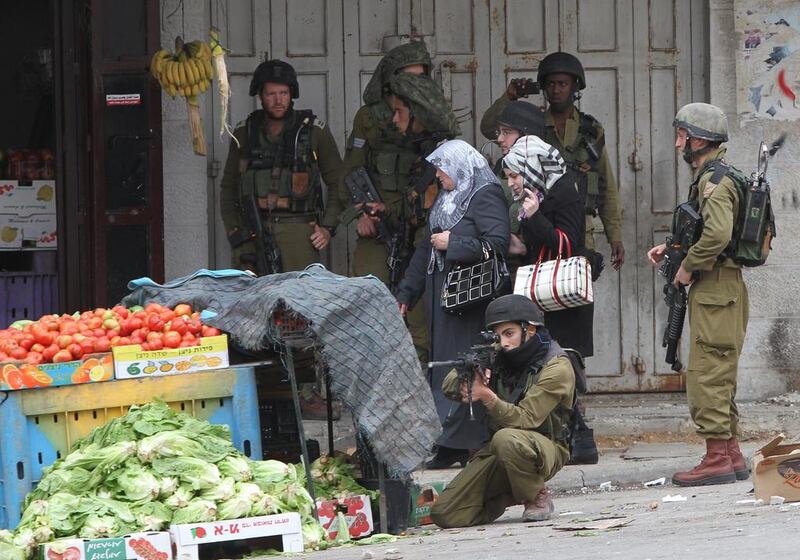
[440,241,509,314]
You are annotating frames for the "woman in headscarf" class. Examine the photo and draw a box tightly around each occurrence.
[503,134,593,357]
[397,139,510,469]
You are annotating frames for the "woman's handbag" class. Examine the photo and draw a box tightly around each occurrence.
[441,241,509,314]
[514,230,593,312]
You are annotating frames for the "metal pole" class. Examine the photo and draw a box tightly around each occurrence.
[325,371,334,456]
[377,466,389,534]
[285,345,319,521]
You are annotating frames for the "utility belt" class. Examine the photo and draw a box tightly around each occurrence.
[259,210,318,224]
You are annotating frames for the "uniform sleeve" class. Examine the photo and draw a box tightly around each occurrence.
[596,127,623,244]
[683,176,738,272]
[480,93,511,140]
[446,184,511,263]
[441,368,461,401]
[313,125,345,228]
[219,126,247,234]
[487,355,574,430]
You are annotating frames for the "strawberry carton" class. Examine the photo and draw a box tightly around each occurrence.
[316,495,374,539]
[38,532,172,560]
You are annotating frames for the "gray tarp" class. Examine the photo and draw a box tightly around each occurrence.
[121,266,440,476]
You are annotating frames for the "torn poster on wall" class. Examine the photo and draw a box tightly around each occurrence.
[735,0,800,124]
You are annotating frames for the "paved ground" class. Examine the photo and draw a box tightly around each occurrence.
[299,481,800,560]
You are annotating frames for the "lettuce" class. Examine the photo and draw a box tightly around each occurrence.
[171,499,217,525]
[218,455,252,481]
[217,493,253,520]
[164,486,194,509]
[199,477,235,502]
[151,457,222,490]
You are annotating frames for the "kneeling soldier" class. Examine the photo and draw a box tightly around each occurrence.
[431,294,575,527]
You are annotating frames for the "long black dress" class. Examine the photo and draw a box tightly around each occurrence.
[397,183,510,450]
[520,170,594,357]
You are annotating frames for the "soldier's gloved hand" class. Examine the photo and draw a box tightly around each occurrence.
[356,214,378,237]
[610,241,625,271]
[309,222,331,251]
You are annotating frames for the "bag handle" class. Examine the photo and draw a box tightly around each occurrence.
[530,230,573,310]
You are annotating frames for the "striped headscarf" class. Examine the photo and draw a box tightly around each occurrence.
[503,135,567,195]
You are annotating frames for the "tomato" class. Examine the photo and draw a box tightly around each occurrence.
[88,317,104,329]
[32,325,54,346]
[67,343,84,360]
[112,305,129,319]
[52,349,74,363]
[56,335,73,349]
[10,347,28,360]
[147,314,165,332]
[129,317,143,331]
[201,325,222,337]
[94,338,111,352]
[103,318,120,331]
[187,319,202,335]
[79,339,95,356]
[42,344,60,361]
[146,331,163,343]
[179,341,191,348]
[23,352,44,366]
[30,343,45,353]
[59,322,79,335]
[163,331,182,348]
[133,310,148,320]
[0,352,8,362]
[145,303,164,314]
[19,337,35,351]
[149,338,164,351]
[182,332,196,341]
[129,335,143,345]
[116,337,131,346]
[174,303,192,316]
[160,309,175,322]
[141,342,151,351]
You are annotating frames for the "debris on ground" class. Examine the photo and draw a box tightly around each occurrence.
[644,477,666,487]
[662,494,688,503]
[554,516,632,532]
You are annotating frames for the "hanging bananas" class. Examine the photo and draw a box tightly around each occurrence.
[150,39,215,100]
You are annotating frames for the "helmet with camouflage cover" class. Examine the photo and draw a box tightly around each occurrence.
[388,73,460,137]
[672,103,728,142]
[249,59,299,98]
[485,294,545,328]
[536,52,586,90]
[363,41,432,105]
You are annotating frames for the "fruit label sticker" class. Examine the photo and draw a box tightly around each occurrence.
[106,94,142,106]
[113,335,229,379]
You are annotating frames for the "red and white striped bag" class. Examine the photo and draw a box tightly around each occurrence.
[513,230,593,312]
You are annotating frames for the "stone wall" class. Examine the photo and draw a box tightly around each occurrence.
[710,0,800,398]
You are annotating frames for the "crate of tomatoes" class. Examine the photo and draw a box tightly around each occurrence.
[0,302,225,390]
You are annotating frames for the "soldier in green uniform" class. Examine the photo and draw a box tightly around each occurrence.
[219,59,344,419]
[648,103,750,487]
[430,295,575,527]
[480,52,625,271]
[340,43,459,363]
[220,59,343,273]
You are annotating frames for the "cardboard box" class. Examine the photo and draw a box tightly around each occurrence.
[0,180,57,214]
[38,531,171,560]
[170,513,303,559]
[753,434,800,503]
[0,212,57,250]
[316,495,374,539]
[0,353,114,391]
[409,482,447,526]
[112,335,229,379]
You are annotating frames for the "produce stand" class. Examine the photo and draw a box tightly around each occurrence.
[0,365,261,530]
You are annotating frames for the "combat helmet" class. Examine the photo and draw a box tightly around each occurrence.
[673,103,728,142]
[496,101,546,137]
[363,41,432,105]
[388,73,460,137]
[485,295,545,329]
[249,59,300,98]
[536,52,586,90]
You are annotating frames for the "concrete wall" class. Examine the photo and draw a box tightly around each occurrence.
[710,0,800,399]
[160,0,211,281]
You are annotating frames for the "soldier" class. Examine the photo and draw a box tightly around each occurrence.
[341,45,459,363]
[480,52,625,271]
[430,295,575,527]
[220,59,343,273]
[219,59,344,419]
[648,103,750,486]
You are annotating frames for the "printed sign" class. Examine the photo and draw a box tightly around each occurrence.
[106,94,142,106]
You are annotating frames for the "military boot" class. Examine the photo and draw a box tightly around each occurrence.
[522,488,554,522]
[672,439,736,487]
[727,438,750,480]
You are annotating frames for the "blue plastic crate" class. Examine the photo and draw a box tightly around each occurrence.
[0,272,59,328]
[0,365,261,529]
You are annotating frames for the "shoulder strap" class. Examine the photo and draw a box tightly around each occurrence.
[244,110,265,159]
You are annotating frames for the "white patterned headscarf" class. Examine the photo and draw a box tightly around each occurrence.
[503,135,567,195]
[426,139,500,272]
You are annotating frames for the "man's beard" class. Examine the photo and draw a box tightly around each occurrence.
[265,106,289,120]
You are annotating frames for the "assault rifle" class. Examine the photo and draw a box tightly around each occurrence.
[427,331,499,421]
[344,167,406,292]
[228,193,282,276]
[659,202,702,371]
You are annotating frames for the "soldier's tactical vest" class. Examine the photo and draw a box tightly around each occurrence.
[239,109,321,214]
[494,345,573,445]
[545,112,606,216]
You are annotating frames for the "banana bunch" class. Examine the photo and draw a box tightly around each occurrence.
[150,39,215,99]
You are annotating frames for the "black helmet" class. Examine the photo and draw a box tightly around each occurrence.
[485,295,545,329]
[536,52,586,90]
[249,59,300,98]
[496,101,546,137]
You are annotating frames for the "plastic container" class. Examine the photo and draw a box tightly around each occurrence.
[0,365,261,529]
[0,272,58,328]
